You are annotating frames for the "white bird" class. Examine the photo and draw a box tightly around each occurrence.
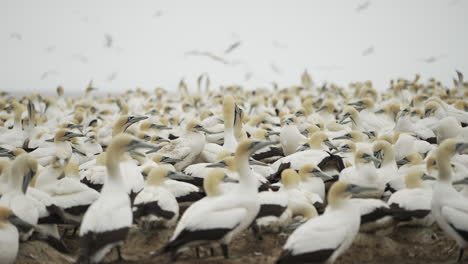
[431,139,468,263]
[158,139,274,259]
[276,181,376,264]
[158,120,211,171]
[0,207,35,264]
[387,168,434,226]
[77,134,158,264]
[133,167,179,230]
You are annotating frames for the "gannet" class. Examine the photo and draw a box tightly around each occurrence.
[0,206,35,264]
[431,139,468,263]
[276,181,376,264]
[133,167,179,230]
[158,139,274,259]
[387,168,434,226]
[339,149,384,198]
[77,134,159,264]
[158,120,211,171]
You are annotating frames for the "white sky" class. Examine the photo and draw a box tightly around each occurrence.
[1,0,468,95]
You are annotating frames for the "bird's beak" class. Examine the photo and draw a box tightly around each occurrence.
[452,178,468,186]
[68,124,83,129]
[347,184,378,194]
[323,139,337,150]
[57,172,65,180]
[249,159,268,166]
[362,153,380,163]
[22,169,35,194]
[8,214,35,233]
[223,174,239,183]
[161,156,181,164]
[296,143,309,152]
[128,116,148,125]
[153,136,170,143]
[424,109,433,117]
[396,157,410,166]
[348,101,363,107]
[317,105,326,112]
[422,173,437,181]
[206,161,227,168]
[250,141,277,153]
[373,150,383,162]
[312,168,333,181]
[130,140,161,156]
[150,124,171,130]
[333,134,351,141]
[167,171,194,181]
[65,132,85,139]
[267,131,280,136]
[0,151,14,158]
[455,143,468,154]
[195,124,216,134]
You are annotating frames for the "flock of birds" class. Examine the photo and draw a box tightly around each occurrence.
[0,71,467,264]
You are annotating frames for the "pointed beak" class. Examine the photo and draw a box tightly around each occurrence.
[8,214,34,232]
[195,124,216,134]
[128,116,148,125]
[249,159,268,166]
[22,169,35,193]
[0,151,14,158]
[206,161,227,168]
[68,124,83,129]
[65,132,85,139]
[250,141,277,154]
[267,131,280,136]
[323,139,337,150]
[453,178,468,186]
[422,173,437,181]
[161,156,181,164]
[317,105,326,112]
[396,157,410,166]
[362,153,380,164]
[455,143,468,154]
[57,172,65,180]
[167,171,194,181]
[312,168,333,181]
[333,135,350,140]
[223,174,239,183]
[297,143,309,152]
[130,140,161,155]
[347,184,378,194]
[150,124,171,130]
[153,136,170,143]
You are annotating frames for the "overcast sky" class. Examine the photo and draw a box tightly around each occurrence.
[1,0,467,95]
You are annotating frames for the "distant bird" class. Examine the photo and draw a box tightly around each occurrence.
[362,46,374,56]
[225,41,241,54]
[272,40,287,49]
[72,54,89,63]
[104,34,113,48]
[418,55,445,64]
[185,50,229,64]
[107,72,118,82]
[355,1,371,12]
[9,33,22,40]
[40,70,59,80]
[153,10,164,18]
[271,63,282,74]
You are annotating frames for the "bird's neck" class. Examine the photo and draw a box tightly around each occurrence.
[235,154,256,192]
[436,154,452,183]
[382,148,395,166]
[104,152,125,191]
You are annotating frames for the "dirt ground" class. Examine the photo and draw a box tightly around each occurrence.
[15,224,467,264]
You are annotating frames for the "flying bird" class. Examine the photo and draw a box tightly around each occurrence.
[107,72,118,82]
[105,34,113,48]
[9,33,22,40]
[72,54,89,63]
[185,51,229,64]
[225,41,241,54]
[356,1,371,12]
[153,10,164,18]
[362,46,374,56]
[40,70,59,80]
[417,55,446,64]
[271,63,282,74]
